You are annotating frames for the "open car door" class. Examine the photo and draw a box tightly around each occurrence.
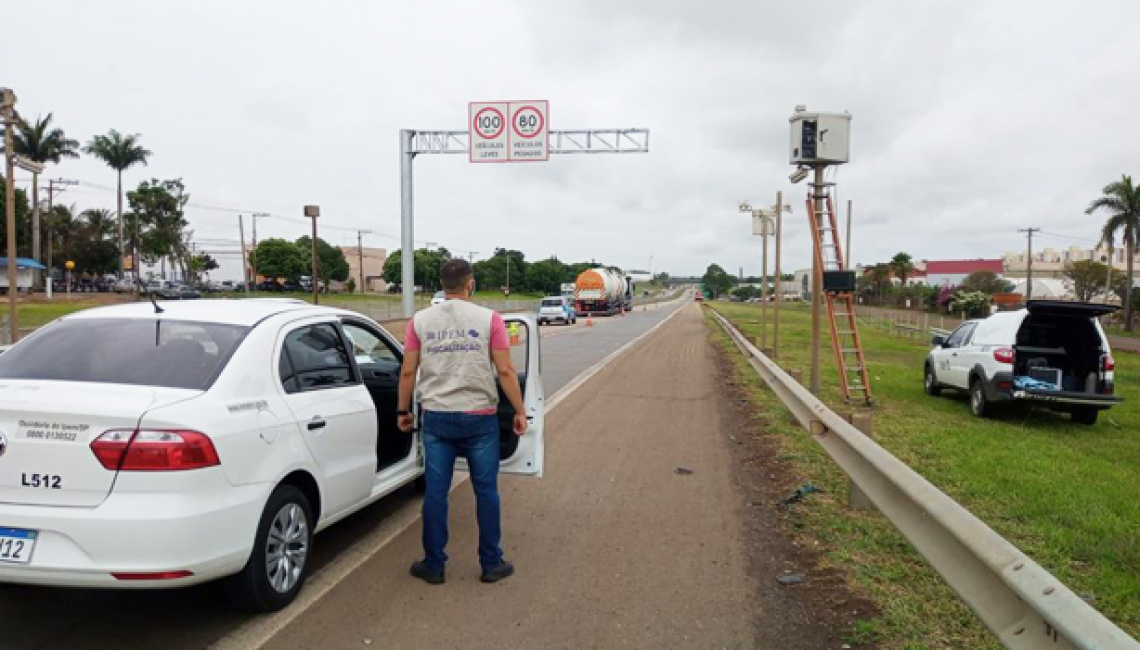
[497,315,545,476]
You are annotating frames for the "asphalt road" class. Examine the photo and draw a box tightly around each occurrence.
[265,303,760,649]
[0,299,690,650]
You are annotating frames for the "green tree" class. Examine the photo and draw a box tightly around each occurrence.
[701,263,735,298]
[252,238,307,282]
[80,208,115,242]
[949,290,992,318]
[380,248,452,292]
[1087,174,1140,330]
[126,179,190,279]
[1062,260,1110,302]
[296,236,350,285]
[83,130,152,278]
[0,182,30,257]
[473,248,527,294]
[889,252,915,288]
[10,113,80,269]
[526,257,567,295]
[959,270,1014,295]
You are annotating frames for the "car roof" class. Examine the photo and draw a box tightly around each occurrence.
[60,298,328,327]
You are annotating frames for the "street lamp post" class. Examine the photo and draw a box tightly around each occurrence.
[304,205,320,304]
[2,88,19,343]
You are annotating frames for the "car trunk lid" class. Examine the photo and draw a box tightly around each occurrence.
[0,381,199,507]
[1026,300,1117,318]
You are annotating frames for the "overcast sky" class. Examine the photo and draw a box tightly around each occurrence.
[4,0,1138,279]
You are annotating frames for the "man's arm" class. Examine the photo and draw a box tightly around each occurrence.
[397,349,420,432]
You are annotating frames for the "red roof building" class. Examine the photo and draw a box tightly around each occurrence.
[924,259,1004,286]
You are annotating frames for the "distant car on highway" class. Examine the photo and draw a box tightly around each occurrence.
[0,300,545,611]
[537,296,576,326]
[157,284,200,300]
[924,301,1122,424]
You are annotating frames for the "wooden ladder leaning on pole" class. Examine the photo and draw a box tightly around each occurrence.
[805,182,873,404]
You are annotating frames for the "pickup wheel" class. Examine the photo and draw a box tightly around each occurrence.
[1072,408,1099,425]
[924,364,942,397]
[969,378,990,418]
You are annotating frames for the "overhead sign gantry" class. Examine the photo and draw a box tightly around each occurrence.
[398,102,649,315]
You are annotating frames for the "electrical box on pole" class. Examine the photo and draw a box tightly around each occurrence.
[789,106,851,165]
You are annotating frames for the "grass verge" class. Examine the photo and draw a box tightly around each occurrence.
[706,301,1140,649]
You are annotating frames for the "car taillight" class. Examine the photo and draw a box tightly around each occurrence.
[1103,354,1115,372]
[90,429,220,471]
[993,348,1014,364]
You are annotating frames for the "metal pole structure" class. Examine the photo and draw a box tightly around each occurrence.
[760,215,768,349]
[1019,227,1040,300]
[31,172,39,286]
[846,199,853,270]
[400,130,416,317]
[773,191,783,360]
[2,89,19,343]
[238,214,250,295]
[357,230,365,294]
[305,205,320,305]
[810,165,825,393]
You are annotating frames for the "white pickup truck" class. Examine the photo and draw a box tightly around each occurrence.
[923,301,1123,424]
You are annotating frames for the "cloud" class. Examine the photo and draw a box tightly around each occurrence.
[2,0,1137,278]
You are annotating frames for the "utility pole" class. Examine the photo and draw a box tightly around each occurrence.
[44,179,77,285]
[810,166,825,394]
[356,229,368,294]
[238,214,250,295]
[773,191,783,360]
[305,206,320,304]
[250,212,269,290]
[2,88,17,343]
[1019,227,1040,300]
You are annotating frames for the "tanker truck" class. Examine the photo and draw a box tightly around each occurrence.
[573,268,633,316]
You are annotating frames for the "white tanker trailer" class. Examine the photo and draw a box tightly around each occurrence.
[573,268,633,316]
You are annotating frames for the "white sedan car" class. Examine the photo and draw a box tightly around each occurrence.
[0,299,544,611]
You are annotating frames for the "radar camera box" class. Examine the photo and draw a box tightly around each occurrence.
[789,108,851,165]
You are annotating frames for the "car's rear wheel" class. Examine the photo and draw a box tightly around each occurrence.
[1072,407,1099,425]
[969,378,990,418]
[924,364,942,397]
[225,484,313,612]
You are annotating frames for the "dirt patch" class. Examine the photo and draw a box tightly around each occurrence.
[710,341,881,649]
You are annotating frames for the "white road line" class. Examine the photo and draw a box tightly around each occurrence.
[211,299,689,650]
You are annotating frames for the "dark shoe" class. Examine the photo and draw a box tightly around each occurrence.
[410,560,445,585]
[480,560,515,583]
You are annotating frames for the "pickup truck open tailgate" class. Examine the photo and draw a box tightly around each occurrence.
[1013,389,1123,406]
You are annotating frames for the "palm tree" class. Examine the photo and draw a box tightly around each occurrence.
[889,252,915,287]
[1088,174,1140,330]
[80,208,115,241]
[83,130,151,278]
[10,114,79,277]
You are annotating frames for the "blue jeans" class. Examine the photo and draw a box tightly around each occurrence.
[421,411,503,572]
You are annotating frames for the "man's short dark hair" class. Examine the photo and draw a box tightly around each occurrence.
[441,259,473,292]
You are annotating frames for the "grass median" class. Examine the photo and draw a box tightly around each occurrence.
[706,301,1140,649]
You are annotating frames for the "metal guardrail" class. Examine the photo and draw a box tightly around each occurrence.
[710,309,1139,650]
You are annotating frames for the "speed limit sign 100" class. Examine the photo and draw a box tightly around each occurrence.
[473,107,505,139]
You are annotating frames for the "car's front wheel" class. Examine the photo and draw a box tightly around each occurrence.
[924,364,942,397]
[969,378,990,418]
[225,484,314,612]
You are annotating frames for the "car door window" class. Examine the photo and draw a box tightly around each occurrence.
[945,323,974,348]
[279,323,356,393]
[341,322,399,367]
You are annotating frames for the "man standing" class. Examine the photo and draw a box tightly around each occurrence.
[397,259,527,585]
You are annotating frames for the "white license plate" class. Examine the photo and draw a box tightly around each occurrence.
[0,527,37,564]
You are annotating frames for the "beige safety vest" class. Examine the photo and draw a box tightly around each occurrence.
[412,299,498,412]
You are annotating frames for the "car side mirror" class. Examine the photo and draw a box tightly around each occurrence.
[931,335,946,347]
